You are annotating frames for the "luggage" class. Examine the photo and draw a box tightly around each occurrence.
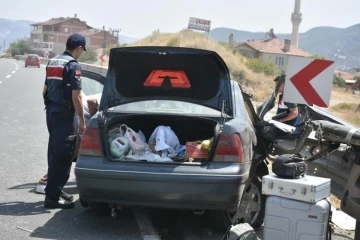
[263,196,331,240]
[272,154,307,179]
[262,173,331,203]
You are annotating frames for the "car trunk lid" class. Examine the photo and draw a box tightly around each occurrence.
[99,47,233,117]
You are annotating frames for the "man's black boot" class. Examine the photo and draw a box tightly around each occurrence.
[44,196,75,209]
[60,190,74,202]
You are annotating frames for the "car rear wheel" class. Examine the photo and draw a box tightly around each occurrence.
[25,65,27,67]
[209,175,266,232]
[89,202,111,216]
[79,196,89,208]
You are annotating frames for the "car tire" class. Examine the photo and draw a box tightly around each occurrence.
[38,65,40,68]
[209,175,266,232]
[79,196,89,208]
[25,65,27,67]
[89,202,111,216]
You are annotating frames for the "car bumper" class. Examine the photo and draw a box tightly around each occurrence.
[75,156,251,211]
[25,62,40,66]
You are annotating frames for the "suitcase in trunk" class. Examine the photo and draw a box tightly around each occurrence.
[262,173,331,203]
[263,196,331,240]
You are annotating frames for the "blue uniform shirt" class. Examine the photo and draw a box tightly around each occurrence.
[45,51,82,111]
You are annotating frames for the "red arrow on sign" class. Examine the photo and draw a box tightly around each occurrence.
[290,59,334,107]
[99,53,106,63]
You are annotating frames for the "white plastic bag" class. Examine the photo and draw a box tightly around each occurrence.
[108,128,123,143]
[120,124,146,154]
[148,126,180,154]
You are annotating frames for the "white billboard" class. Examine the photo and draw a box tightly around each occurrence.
[187,17,211,32]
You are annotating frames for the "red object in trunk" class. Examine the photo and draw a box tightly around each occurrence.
[185,142,209,159]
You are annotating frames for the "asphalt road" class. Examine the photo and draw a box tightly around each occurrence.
[0,58,355,240]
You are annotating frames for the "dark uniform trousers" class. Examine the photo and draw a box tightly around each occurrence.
[45,103,76,201]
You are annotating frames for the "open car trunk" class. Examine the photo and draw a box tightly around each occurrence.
[102,114,220,164]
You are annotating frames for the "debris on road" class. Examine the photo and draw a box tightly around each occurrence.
[16,226,33,233]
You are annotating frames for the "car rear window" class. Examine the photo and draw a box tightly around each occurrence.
[29,56,38,60]
[111,100,225,116]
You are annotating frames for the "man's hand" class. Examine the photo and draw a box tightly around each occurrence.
[279,107,299,123]
[79,120,86,134]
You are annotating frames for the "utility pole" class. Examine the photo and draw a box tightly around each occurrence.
[3,39,5,55]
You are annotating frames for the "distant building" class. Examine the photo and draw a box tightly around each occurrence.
[232,29,311,69]
[30,14,119,56]
[78,28,119,49]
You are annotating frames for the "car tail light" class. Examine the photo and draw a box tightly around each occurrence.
[213,134,245,163]
[79,128,102,156]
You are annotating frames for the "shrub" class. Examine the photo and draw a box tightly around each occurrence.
[166,36,180,47]
[333,74,346,87]
[245,58,278,76]
[77,48,97,63]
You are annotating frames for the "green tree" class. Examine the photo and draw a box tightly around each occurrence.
[77,48,98,63]
[6,38,31,56]
[333,74,346,87]
[246,58,278,76]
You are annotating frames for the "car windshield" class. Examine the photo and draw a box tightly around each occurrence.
[109,100,224,116]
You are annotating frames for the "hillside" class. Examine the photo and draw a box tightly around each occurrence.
[0,18,138,52]
[209,24,360,71]
[126,29,274,100]
[0,18,32,51]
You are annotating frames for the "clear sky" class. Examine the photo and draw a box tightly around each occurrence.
[3,0,359,38]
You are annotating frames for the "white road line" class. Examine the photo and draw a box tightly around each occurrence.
[6,60,19,68]
[12,71,15,73]
[0,81,2,84]
[5,75,11,78]
[133,208,161,240]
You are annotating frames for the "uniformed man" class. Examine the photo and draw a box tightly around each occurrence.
[35,93,102,195]
[42,33,86,209]
[273,76,302,127]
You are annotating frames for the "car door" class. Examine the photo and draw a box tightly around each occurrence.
[341,151,360,223]
[81,70,105,97]
[71,69,106,162]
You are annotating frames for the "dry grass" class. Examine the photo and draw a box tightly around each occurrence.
[127,29,274,101]
[329,102,360,127]
[331,87,360,104]
[329,194,341,210]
